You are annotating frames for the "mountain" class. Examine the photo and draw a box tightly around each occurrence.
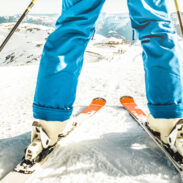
[96,13,135,41]
[0,11,182,45]
[0,13,135,42]
[0,23,131,66]
[0,14,58,27]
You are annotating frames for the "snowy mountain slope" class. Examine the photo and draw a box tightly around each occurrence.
[0,23,54,66]
[0,12,182,40]
[0,13,134,41]
[0,23,183,183]
[0,14,58,27]
[96,13,134,41]
[0,23,131,66]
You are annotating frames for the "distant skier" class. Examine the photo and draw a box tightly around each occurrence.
[26,0,183,161]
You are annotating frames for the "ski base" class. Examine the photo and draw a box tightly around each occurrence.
[120,96,183,179]
[1,98,106,183]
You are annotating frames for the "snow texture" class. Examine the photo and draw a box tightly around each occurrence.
[0,12,182,39]
[0,22,183,183]
[0,13,134,41]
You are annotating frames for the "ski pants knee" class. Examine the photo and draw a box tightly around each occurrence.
[127,0,183,118]
[33,0,106,121]
[33,0,183,121]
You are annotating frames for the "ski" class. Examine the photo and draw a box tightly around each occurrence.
[0,98,106,183]
[120,96,183,180]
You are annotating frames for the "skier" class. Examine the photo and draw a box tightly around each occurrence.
[25,0,183,161]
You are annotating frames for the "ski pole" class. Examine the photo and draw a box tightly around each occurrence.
[174,0,183,36]
[0,0,37,52]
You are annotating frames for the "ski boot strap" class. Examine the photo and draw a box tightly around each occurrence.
[32,121,50,149]
[168,119,183,152]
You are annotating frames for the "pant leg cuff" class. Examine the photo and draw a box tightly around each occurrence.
[148,103,183,118]
[33,103,73,121]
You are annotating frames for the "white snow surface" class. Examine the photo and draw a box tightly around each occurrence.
[0,23,183,183]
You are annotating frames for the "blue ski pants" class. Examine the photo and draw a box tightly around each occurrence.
[33,0,183,121]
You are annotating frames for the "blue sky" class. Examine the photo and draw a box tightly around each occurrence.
[0,0,182,16]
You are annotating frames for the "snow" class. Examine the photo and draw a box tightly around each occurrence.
[0,23,53,66]
[0,23,183,183]
[0,13,135,41]
[0,12,182,40]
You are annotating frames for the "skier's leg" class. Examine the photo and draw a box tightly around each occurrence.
[127,0,183,118]
[33,0,105,121]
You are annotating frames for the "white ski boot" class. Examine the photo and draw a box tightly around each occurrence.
[148,114,183,156]
[25,118,76,162]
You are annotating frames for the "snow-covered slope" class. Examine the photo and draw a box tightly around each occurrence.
[0,14,58,27]
[0,12,182,41]
[0,23,183,183]
[0,13,135,41]
[96,13,135,41]
[0,23,131,66]
[0,23,54,66]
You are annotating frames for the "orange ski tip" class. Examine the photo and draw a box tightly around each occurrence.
[92,98,106,106]
[120,96,134,104]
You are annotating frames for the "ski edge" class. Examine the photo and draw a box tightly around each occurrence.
[120,96,183,180]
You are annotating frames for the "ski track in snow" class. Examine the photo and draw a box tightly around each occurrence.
[0,23,183,183]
